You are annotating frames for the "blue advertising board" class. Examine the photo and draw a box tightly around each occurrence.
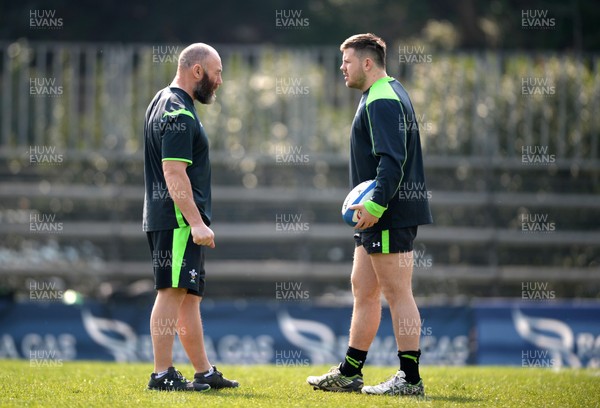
[474,301,600,368]
[0,299,472,366]
[2,298,598,367]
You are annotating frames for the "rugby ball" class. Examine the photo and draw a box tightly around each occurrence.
[341,179,376,226]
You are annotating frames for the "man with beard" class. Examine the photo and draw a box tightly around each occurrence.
[143,43,238,391]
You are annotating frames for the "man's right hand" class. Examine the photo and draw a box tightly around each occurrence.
[191,224,215,248]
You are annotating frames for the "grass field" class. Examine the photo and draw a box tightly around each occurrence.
[1,360,598,407]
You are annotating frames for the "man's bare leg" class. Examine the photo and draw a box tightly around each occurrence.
[370,251,420,351]
[336,245,383,378]
[348,245,382,350]
[177,294,211,373]
[150,287,187,373]
[307,245,381,390]
[177,293,240,388]
[370,250,422,385]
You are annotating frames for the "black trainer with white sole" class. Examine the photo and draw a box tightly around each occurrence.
[194,365,239,389]
[147,366,211,392]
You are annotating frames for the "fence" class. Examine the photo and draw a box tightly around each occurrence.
[1,40,598,166]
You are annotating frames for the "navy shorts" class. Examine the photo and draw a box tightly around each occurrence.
[147,226,206,296]
[354,226,418,254]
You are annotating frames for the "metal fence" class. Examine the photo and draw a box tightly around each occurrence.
[1,41,598,166]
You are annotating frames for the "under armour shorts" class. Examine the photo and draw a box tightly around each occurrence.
[354,226,418,254]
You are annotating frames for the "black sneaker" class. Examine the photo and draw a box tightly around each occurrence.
[147,367,211,392]
[194,365,239,389]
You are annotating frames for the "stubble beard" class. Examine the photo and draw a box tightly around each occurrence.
[347,70,367,91]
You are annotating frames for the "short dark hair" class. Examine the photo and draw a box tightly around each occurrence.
[340,33,386,68]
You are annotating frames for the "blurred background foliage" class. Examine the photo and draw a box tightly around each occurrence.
[2,41,597,168]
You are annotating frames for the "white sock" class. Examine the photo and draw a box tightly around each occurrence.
[156,369,169,378]
[204,367,214,377]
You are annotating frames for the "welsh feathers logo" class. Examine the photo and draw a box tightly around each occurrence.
[189,269,198,283]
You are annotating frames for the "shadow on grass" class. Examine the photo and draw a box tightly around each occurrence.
[199,389,267,400]
[363,394,485,404]
[413,395,484,404]
[142,388,269,404]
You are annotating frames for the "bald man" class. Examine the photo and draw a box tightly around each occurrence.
[143,43,238,391]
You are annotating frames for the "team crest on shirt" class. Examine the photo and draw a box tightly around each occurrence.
[189,269,197,283]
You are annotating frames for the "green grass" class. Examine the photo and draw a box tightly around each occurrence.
[1,360,598,407]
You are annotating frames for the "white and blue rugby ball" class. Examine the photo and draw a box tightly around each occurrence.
[341,179,376,227]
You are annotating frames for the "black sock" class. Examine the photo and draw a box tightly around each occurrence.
[398,350,421,384]
[339,346,367,377]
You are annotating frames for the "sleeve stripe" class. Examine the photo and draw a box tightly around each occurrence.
[162,109,195,119]
[162,157,193,164]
